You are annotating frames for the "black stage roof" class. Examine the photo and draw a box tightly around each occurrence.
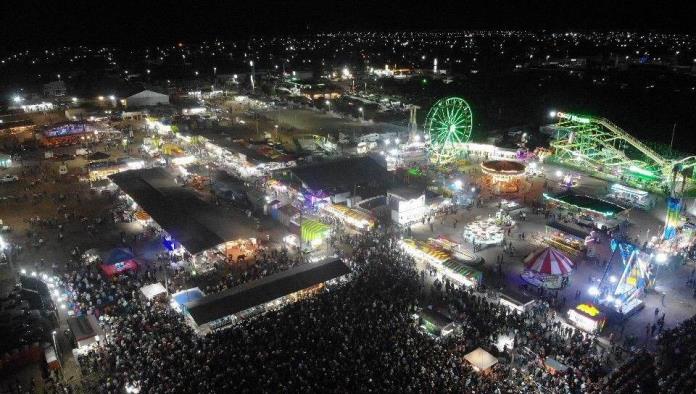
[291,156,391,197]
[187,258,350,326]
[110,167,255,254]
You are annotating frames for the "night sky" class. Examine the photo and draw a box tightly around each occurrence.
[2,0,694,49]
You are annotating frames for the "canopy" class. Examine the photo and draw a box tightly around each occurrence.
[140,283,167,300]
[300,220,330,242]
[524,247,575,275]
[464,348,498,372]
[442,260,482,285]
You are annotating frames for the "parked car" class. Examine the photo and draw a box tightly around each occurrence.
[0,174,18,183]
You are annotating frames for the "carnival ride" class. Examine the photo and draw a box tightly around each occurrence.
[425,97,473,164]
[480,160,528,194]
[599,240,653,316]
[549,112,696,194]
[521,247,575,289]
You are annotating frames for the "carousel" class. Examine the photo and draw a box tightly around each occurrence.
[521,247,575,289]
[480,160,529,194]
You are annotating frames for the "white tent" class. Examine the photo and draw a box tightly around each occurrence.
[464,348,498,372]
[125,90,170,107]
[140,282,167,300]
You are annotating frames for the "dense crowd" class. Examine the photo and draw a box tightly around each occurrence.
[57,265,143,317]
[73,229,621,393]
[198,248,304,295]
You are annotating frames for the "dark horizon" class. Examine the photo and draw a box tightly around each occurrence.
[2,0,695,50]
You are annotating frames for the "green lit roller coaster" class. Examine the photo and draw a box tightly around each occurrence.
[425,97,473,164]
[549,111,696,195]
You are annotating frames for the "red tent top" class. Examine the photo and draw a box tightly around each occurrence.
[524,247,575,275]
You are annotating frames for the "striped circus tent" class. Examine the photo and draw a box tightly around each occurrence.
[524,247,575,276]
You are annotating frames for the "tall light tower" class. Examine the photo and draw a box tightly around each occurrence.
[408,105,420,141]
[249,60,255,91]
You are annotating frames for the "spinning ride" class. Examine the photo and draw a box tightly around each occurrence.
[480,160,528,194]
[522,247,575,289]
[425,97,473,164]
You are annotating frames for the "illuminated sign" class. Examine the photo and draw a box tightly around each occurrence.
[556,112,591,124]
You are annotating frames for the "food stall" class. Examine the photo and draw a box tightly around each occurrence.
[543,229,585,256]
[567,303,606,334]
[322,204,375,230]
[429,236,482,265]
[441,259,483,287]
[400,239,481,288]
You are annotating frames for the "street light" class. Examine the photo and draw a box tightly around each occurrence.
[549,110,557,118]
[12,95,22,103]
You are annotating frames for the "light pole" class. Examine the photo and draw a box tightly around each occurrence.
[325,100,331,112]
[358,107,364,121]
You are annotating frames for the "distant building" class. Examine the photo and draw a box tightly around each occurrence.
[0,119,35,135]
[124,90,170,108]
[43,81,67,97]
[21,102,54,113]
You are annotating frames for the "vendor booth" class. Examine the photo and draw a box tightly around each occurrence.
[497,289,536,314]
[543,223,586,257]
[521,247,575,289]
[441,260,483,288]
[567,303,606,334]
[67,315,105,351]
[464,348,499,373]
[171,287,205,313]
[400,239,482,287]
[100,248,138,277]
[414,309,457,338]
[140,283,167,301]
[322,204,375,230]
[300,219,331,248]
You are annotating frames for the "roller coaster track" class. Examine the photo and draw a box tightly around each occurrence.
[550,112,692,191]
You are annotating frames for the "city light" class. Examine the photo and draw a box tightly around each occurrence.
[13,95,22,103]
[588,286,600,296]
[655,253,668,263]
[549,110,557,118]
[555,170,563,177]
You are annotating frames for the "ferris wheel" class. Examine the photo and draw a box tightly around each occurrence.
[424,97,473,163]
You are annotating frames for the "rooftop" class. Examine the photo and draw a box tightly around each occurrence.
[110,167,256,254]
[544,192,627,216]
[187,258,351,326]
[291,156,392,197]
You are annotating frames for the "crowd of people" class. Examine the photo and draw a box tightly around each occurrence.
[73,229,625,393]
